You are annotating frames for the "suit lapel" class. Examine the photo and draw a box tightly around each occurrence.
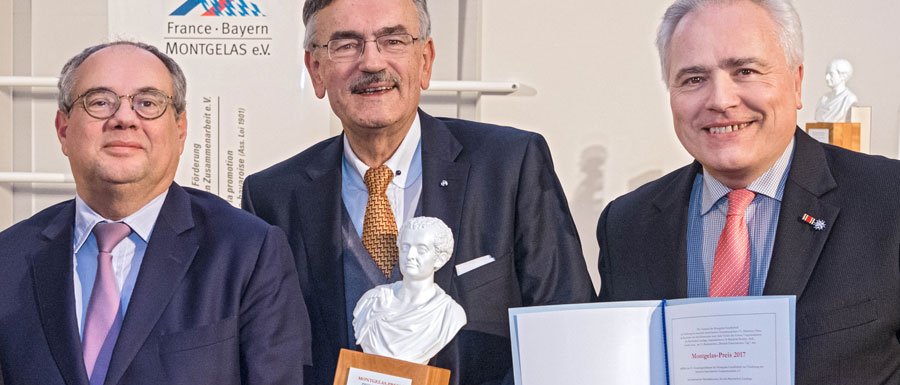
[418,111,470,295]
[764,130,838,296]
[647,163,698,299]
[298,137,348,348]
[104,185,199,385]
[32,202,91,385]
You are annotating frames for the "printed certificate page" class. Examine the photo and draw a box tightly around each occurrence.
[664,296,795,385]
[509,301,667,385]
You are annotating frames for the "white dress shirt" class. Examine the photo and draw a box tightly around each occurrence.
[341,113,423,236]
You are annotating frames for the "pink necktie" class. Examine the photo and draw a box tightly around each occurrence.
[709,189,755,297]
[83,222,131,382]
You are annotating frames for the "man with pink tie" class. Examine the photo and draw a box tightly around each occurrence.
[597,0,900,383]
[0,41,310,385]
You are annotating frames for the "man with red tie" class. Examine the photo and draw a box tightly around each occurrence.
[596,1,900,384]
[0,41,310,385]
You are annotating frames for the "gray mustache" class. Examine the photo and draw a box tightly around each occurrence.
[349,71,401,93]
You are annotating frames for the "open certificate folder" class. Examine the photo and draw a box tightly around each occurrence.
[509,296,795,385]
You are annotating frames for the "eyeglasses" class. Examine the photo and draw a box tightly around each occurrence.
[311,33,420,63]
[71,89,174,120]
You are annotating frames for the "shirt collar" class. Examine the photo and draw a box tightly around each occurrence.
[700,137,795,215]
[73,190,169,252]
[342,113,422,189]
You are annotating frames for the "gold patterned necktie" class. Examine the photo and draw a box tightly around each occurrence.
[362,165,399,277]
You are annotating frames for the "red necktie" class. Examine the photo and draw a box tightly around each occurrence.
[709,189,755,297]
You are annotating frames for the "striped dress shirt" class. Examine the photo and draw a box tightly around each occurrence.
[686,138,795,297]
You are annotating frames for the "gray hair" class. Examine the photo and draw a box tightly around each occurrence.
[58,41,187,116]
[829,58,853,78]
[399,216,454,264]
[656,0,803,84]
[301,0,431,50]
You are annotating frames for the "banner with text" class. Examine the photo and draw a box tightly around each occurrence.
[109,0,332,205]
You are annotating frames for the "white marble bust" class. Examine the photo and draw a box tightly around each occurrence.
[352,217,467,364]
[815,58,858,122]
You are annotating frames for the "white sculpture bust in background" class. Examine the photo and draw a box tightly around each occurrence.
[352,217,467,364]
[814,58,858,122]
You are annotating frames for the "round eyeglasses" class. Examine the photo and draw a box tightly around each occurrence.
[311,33,420,63]
[71,89,174,120]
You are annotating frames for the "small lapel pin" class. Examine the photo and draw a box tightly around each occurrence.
[801,213,826,231]
[813,219,826,231]
[440,180,449,187]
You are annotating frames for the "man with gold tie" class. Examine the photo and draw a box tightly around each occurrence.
[242,1,595,384]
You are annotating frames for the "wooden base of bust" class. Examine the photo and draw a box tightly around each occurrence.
[333,349,451,385]
[805,122,861,152]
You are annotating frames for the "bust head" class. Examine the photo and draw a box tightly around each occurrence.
[825,59,853,90]
[397,217,454,281]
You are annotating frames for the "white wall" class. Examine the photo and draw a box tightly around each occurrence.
[1,0,13,226]
[794,0,900,157]
[2,0,107,224]
[3,0,899,291]
[477,0,900,290]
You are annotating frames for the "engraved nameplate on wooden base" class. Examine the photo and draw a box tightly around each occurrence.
[333,349,450,385]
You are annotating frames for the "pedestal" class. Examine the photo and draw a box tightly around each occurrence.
[849,106,871,153]
[805,122,861,152]
[333,349,451,385]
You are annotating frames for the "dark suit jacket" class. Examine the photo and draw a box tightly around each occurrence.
[0,184,311,385]
[243,110,596,385]
[597,129,900,384]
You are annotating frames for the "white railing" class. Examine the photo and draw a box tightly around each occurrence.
[0,172,74,183]
[0,76,521,94]
[0,76,58,88]
[1,78,68,184]
[427,81,519,93]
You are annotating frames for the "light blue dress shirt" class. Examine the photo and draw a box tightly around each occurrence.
[72,191,167,338]
[341,114,423,236]
[687,139,794,297]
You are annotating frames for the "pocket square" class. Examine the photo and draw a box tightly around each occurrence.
[455,255,496,276]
